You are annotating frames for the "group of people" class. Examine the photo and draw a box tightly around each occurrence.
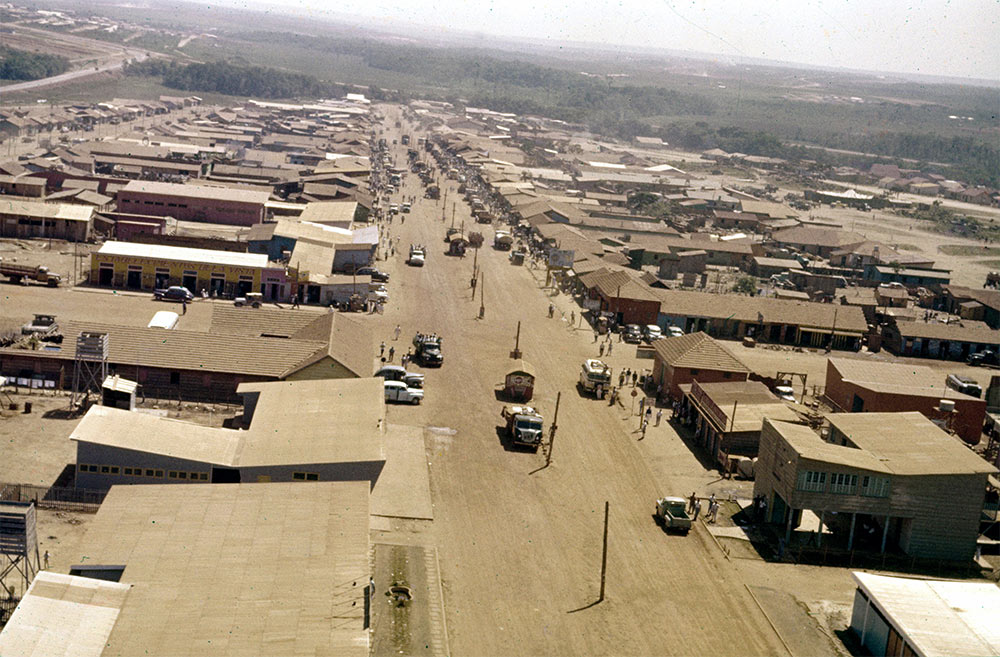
[687,492,721,523]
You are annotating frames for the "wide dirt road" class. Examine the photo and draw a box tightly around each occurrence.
[368,109,790,656]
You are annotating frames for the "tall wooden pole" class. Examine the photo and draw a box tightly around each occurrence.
[546,391,561,467]
[599,501,609,602]
[478,270,485,319]
[514,321,521,357]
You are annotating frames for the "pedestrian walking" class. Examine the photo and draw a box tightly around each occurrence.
[394,324,401,341]
[291,293,300,309]
[182,298,187,315]
[640,420,648,440]
[594,330,599,343]
[655,408,663,426]
[638,396,645,416]
[645,406,652,426]
[618,372,625,387]
[708,493,716,508]
[388,346,395,362]
[688,491,697,513]
[607,340,613,355]
[598,343,605,357]
[708,500,719,525]
[380,341,386,357]
[548,303,554,318]
[570,311,575,325]
[632,371,638,387]
[43,550,49,569]
[692,499,703,521]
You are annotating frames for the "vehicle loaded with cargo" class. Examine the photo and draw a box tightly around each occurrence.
[501,405,544,451]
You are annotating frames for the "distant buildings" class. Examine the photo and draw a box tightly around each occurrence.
[117,181,270,226]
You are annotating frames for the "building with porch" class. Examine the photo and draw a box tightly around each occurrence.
[653,288,867,350]
[881,318,1000,361]
[678,379,802,467]
[90,241,291,301]
[0,199,93,241]
[754,413,996,562]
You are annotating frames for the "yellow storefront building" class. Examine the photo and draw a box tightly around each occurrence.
[90,241,291,301]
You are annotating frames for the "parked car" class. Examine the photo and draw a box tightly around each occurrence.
[968,350,999,367]
[384,380,423,404]
[376,365,425,389]
[356,267,390,282]
[774,385,796,402]
[643,325,663,343]
[401,202,411,213]
[623,324,642,343]
[946,374,982,398]
[154,286,193,302]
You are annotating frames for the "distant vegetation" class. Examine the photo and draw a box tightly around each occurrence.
[126,59,333,98]
[122,27,998,186]
[0,46,70,80]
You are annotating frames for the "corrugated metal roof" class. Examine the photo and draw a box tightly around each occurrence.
[0,572,130,657]
[1,320,327,378]
[121,180,271,204]
[79,483,370,656]
[0,199,94,222]
[852,572,1000,657]
[97,240,269,269]
[653,332,751,373]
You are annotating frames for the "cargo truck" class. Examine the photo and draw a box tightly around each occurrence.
[501,405,544,451]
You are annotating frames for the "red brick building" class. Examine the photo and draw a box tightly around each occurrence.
[117,180,270,226]
[651,332,751,400]
[823,358,985,445]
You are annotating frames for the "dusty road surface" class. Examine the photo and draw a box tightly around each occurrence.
[361,109,791,656]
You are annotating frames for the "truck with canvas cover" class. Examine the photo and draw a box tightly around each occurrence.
[501,405,544,451]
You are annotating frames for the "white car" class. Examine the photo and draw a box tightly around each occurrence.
[376,365,425,389]
[384,380,424,404]
[643,325,663,342]
[667,326,684,338]
[775,385,796,402]
[408,252,425,267]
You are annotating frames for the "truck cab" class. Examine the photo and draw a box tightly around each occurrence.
[502,405,544,451]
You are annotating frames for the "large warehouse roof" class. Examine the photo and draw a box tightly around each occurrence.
[87,483,369,656]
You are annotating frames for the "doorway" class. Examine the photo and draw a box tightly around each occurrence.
[99,266,113,286]
[211,467,241,483]
[126,269,142,289]
[182,273,197,293]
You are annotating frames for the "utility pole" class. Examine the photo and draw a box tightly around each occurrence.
[512,321,522,359]
[599,500,609,602]
[546,391,561,467]
[478,270,485,319]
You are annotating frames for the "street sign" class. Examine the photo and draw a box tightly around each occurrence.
[631,389,638,397]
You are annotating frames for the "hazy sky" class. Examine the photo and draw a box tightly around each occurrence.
[212,0,999,81]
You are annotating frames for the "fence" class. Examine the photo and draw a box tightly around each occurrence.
[0,482,105,512]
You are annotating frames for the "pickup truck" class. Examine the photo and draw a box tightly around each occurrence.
[654,497,692,534]
[968,350,1000,368]
[21,314,58,336]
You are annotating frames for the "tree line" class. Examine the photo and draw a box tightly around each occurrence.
[0,46,70,81]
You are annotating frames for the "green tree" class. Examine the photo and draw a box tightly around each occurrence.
[731,276,757,296]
